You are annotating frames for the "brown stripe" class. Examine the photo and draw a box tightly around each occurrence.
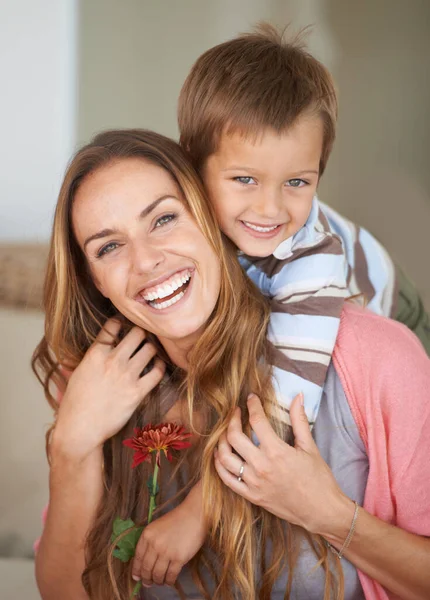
[289,234,344,261]
[268,343,329,387]
[390,265,400,318]
[346,262,352,287]
[271,295,344,318]
[243,234,344,278]
[283,285,347,301]
[275,344,332,359]
[353,226,376,303]
[317,207,331,232]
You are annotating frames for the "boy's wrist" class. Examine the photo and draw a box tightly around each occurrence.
[182,480,206,520]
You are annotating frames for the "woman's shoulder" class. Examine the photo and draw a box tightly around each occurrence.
[336,301,428,375]
[333,302,430,446]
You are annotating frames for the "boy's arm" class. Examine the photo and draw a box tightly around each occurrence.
[132,480,207,587]
[393,265,430,355]
[265,234,348,425]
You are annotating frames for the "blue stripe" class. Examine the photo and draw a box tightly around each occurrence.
[268,314,341,346]
[272,367,324,423]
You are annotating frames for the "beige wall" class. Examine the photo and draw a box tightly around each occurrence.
[78,0,430,306]
[77,0,284,142]
[320,0,430,307]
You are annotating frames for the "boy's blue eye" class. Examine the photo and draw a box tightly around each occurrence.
[96,242,118,258]
[287,178,307,188]
[154,213,176,228]
[234,176,256,185]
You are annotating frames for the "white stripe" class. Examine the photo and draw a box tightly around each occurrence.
[279,285,348,304]
[275,277,347,300]
[279,348,331,365]
[268,334,336,354]
[379,244,396,317]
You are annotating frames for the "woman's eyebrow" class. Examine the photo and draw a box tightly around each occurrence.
[83,194,176,251]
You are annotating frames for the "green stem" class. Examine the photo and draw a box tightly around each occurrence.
[147,458,160,524]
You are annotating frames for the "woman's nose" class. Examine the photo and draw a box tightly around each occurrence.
[130,241,165,274]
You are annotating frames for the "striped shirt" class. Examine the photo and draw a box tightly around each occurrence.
[240,196,397,427]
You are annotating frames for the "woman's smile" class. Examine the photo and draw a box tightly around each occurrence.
[136,267,194,311]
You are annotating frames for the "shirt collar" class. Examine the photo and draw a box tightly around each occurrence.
[273,196,325,260]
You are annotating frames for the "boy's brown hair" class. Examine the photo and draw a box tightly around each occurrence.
[178,23,338,176]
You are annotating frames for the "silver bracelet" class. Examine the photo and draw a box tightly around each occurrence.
[327,501,359,559]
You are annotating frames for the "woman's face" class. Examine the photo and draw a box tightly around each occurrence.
[72,158,222,351]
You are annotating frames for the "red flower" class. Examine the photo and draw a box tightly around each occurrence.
[123,423,192,468]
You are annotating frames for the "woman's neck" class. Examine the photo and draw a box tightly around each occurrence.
[158,332,199,370]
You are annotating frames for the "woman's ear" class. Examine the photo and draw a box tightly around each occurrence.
[83,265,108,300]
[94,279,107,297]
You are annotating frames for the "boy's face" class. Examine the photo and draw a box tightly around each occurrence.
[202,115,323,257]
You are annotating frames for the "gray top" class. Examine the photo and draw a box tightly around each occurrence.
[144,363,369,599]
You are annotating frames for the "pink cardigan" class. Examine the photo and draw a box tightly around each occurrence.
[333,303,430,599]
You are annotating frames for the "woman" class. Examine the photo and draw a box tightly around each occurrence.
[33,130,430,600]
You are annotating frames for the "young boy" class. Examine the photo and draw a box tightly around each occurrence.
[177,24,429,413]
[131,24,430,587]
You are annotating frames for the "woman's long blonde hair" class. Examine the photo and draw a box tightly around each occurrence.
[32,129,342,599]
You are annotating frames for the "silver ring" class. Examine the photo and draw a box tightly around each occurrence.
[237,462,245,482]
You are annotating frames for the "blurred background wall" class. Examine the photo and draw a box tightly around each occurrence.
[0,0,77,241]
[2,0,429,301]
[77,0,430,305]
[0,1,429,597]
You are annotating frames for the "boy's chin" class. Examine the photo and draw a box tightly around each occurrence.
[236,237,279,258]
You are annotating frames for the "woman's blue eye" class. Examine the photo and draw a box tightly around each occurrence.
[287,178,307,188]
[96,242,118,258]
[234,176,256,185]
[154,213,176,228]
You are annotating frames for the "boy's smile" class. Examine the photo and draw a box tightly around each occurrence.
[202,115,323,257]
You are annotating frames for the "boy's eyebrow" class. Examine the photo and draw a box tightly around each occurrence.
[290,170,319,176]
[221,166,319,176]
[83,195,175,250]
[221,165,259,172]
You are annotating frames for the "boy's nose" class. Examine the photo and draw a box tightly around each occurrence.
[254,189,283,219]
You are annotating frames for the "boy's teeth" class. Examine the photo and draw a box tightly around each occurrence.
[244,221,278,233]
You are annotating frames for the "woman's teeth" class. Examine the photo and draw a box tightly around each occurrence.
[243,221,279,232]
[141,270,191,309]
[150,290,186,310]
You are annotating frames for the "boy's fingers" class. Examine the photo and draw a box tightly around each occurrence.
[152,557,170,586]
[133,537,157,586]
[289,393,316,451]
[132,538,148,581]
[165,560,182,586]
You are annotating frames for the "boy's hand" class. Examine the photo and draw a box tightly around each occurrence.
[132,481,207,587]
